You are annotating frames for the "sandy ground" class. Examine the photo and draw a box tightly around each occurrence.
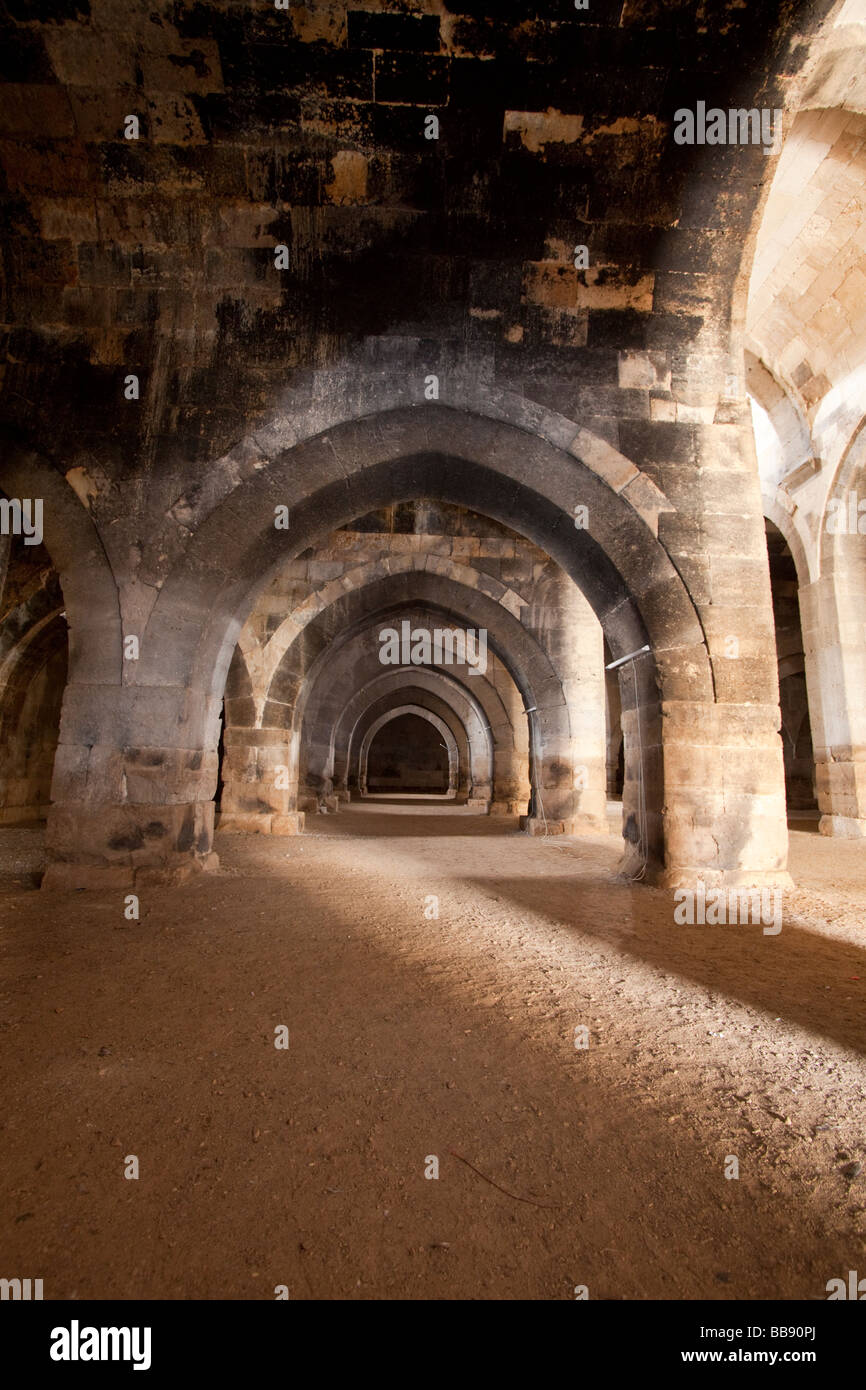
[0,802,864,1301]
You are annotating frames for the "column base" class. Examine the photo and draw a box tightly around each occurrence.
[654,867,794,891]
[615,844,651,881]
[570,815,610,836]
[819,814,866,838]
[41,853,220,892]
[42,801,219,891]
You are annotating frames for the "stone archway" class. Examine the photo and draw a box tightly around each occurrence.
[41,403,787,890]
[0,443,122,683]
[765,520,818,815]
[344,683,474,804]
[359,706,459,798]
[335,669,506,812]
[279,574,606,836]
[293,609,529,815]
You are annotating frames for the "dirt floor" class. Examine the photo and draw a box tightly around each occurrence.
[0,802,864,1301]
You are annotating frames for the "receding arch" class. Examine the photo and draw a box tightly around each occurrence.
[335,668,505,810]
[139,406,705,706]
[295,608,535,819]
[819,415,866,576]
[346,685,473,801]
[254,550,533,695]
[762,491,813,590]
[127,403,708,877]
[45,400,779,886]
[0,609,68,826]
[260,565,605,833]
[114,403,720,880]
[266,571,565,724]
[360,706,459,798]
[805,418,866,834]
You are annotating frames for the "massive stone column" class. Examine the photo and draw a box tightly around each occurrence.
[799,567,866,837]
[43,683,222,889]
[217,648,306,834]
[647,412,791,889]
[519,566,608,836]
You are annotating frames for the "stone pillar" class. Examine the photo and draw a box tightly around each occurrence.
[486,764,523,814]
[520,570,608,836]
[42,684,223,889]
[298,729,340,812]
[487,710,528,816]
[218,726,305,835]
[650,415,790,888]
[800,572,866,837]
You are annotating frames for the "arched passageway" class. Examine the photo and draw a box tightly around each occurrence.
[363,709,455,797]
[345,681,477,804]
[27,403,789,891]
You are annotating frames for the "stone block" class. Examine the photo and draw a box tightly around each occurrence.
[520,816,566,835]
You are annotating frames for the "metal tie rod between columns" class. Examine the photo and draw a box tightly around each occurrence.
[605,644,651,671]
